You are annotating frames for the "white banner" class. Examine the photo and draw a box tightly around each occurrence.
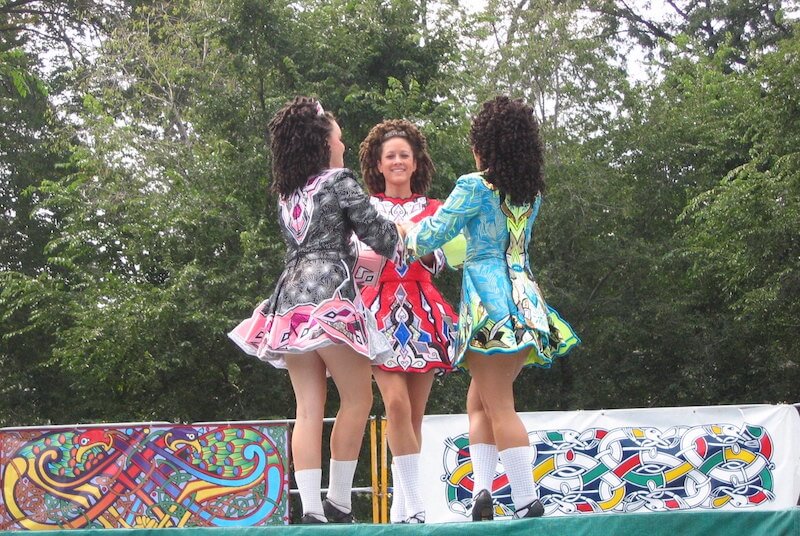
[419,404,800,522]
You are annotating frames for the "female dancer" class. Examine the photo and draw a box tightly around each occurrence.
[404,96,580,520]
[229,97,403,524]
[357,120,457,524]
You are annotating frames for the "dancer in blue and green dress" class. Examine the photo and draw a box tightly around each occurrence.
[405,96,580,521]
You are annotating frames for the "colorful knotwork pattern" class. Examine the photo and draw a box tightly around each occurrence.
[0,424,288,530]
[443,423,775,517]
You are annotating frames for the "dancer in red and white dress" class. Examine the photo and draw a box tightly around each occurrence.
[357,120,458,524]
[361,193,455,373]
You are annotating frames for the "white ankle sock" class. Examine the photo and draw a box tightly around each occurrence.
[469,443,498,497]
[393,453,424,519]
[390,461,406,523]
[295,468,325,518]
[499,446,537,511]
[325,459,357,512]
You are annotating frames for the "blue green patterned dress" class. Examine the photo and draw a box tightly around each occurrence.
[406,172,580,369]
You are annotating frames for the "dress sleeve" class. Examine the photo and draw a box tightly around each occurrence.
[334,170,401,261]
[407,175,483,257]
[416,198,446,275]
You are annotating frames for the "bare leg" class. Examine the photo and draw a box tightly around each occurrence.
[407,370,435,448]
[467,349,539,515]
[373,368,418,455]
[285,351,328,519]
[467,379,495,446]
[468,380,499,500]
[285,352,328,470]
[466,363,499,514]
[318,344,374,461]
[285,345,373,520]
[373,368,435,521]
[465,349,527,451]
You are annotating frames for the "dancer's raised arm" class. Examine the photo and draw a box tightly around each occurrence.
[406,174,484,258]
[333,169,402,261]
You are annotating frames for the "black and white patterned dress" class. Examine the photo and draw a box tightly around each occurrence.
[229,168,402,368]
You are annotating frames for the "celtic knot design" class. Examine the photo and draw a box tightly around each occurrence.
[443,423,774,517]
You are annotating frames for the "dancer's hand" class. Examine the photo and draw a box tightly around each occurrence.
[397,221,414,236]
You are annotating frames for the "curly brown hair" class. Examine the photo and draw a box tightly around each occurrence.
[359,119,435,195]
[268,96,336,197]
[469,96,545,205]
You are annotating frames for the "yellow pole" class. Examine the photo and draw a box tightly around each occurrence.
[380,416,388,523]
[370,416,379,523]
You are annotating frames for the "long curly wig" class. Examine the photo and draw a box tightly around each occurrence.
[469,96,545,205]
[359,119,435,195]
[268,96,335,197]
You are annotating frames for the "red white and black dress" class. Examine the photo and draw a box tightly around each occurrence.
[356,194,456,374]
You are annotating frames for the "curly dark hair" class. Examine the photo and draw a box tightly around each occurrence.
[469,96,545,205]
[359,119,435,195]
[268,96,336,197]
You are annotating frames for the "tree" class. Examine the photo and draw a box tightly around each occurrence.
[0,0,468,425]
[467,0,631,146]
[678,25,800,403]
[593,0,796,67]
[1,1,85,425]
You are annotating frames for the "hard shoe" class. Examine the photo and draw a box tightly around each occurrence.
[300,513,326,524]
[403,512,425,524]
[322,498,355,523]
[513,498,544,519]
[471,489,494,521]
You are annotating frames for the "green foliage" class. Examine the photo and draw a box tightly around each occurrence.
[1,10,77,424]
[676,29,800,402]
[1,0,467,426]
[467,0,632,145]
[2,1,799,433]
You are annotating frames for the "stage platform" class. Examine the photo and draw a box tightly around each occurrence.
[2,509,798,536]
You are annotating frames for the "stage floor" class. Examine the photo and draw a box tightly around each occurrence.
[3,508,798,536]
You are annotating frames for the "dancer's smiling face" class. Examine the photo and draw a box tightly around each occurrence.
[377,137,416,196]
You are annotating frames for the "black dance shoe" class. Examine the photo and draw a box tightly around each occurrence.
[513,498,544,519]
[300,513,327,524]
[323,498,355,523]
[403,512,425,524]
[471,489,494,521]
